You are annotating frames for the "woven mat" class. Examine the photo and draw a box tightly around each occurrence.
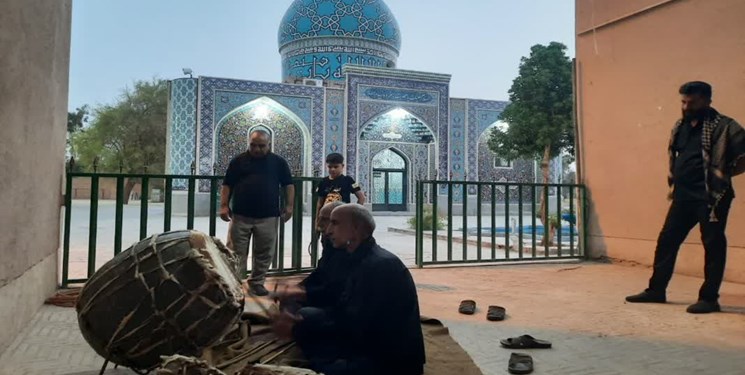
[203,314,482,375]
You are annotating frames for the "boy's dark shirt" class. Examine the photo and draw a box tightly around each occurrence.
[316,175,360,205]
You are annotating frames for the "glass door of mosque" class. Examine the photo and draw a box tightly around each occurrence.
[371,149,407,212]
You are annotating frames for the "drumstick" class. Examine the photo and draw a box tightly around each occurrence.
[247,293,273,318]
[216,339,278,369]
[260,342,297,365]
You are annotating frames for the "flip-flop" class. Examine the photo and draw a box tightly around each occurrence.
[458,300,476,315]
[486,305,506,321]
[508,352,534,374]
[500,335,552,349]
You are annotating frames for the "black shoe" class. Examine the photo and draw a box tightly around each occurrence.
[249,284,269,296]
[686,300,721,314]
[625,290,666,303]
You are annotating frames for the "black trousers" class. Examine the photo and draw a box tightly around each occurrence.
[294,307,377,375]
[648,198,732,302]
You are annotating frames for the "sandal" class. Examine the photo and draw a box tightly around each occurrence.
[500,335,552,349]
[458,300,476,315]
[486,305,506,321]
[508,352,534,374]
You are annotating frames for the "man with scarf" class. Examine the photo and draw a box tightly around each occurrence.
[271,204,425,375]
[627,81,745,314]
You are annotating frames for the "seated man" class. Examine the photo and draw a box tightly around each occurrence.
[277,201,349,310]
[272,204,425,375]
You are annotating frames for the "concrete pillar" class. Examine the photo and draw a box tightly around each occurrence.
[0,0,72,353]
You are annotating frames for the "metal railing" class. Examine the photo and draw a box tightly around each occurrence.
[414,180,587,267]
[61,169,322,287]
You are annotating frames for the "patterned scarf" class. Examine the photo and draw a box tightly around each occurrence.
[668,109,737,222]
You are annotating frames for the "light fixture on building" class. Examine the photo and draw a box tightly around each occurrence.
[389,108,408,120]
[253,105,270,120]
[182,68,193,78]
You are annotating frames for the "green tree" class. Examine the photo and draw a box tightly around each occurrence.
[67,105,89,134]
[72,79,169,201]
[66,106,89,171]
[487,42,574,244]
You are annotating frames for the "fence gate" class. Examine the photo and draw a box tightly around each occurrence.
[61,168,321,287]
[414,180,587,267]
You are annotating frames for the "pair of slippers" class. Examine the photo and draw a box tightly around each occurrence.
[458,300,505,321]
[501,335,553,374]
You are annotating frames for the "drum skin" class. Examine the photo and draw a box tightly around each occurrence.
[76,230,245,370]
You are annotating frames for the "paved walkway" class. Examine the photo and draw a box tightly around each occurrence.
[2,262,744,374]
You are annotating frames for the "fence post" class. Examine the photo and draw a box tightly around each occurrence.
[430,182,438,263]
[291,180,304,271]
[310,179,320,267]
[87,174,99,278]
[209,177,218,236]
[582,186,589,259]
[114,176,124,255]
[415,181,424,268]
[164,177,173,232]
[139,175,150,240]
[62,161,73,287]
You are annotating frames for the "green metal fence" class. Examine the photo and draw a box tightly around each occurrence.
[62,170,322,287]
[414,181,587,267]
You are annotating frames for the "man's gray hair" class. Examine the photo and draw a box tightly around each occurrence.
[334,204,376,235]
[319,201,344,216]
[249,128,271,141]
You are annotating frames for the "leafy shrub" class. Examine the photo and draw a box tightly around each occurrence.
[408,206,445,230]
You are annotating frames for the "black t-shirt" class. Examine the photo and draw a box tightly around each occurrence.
[223,152,293,218]
[672,121,707,201]
[316,175,361,205]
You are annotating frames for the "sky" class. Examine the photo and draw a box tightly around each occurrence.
[67,0,575,111]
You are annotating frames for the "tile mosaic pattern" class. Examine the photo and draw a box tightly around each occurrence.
[325,89,346,157]
[362,86,434,103]
[214,107,306,178]
[448,98,467,201]
[359,109,435,144]
[358,142,431,205]
[279,0,401,81]
[467,99,508,194]
[346,74,448,184]
[358,101,439,135]
[214,93,312,130]
[477,133,535,202]
[284,52,391,81]
[279,0,401,50]
[198,78,325,190]
[167,78,198,189]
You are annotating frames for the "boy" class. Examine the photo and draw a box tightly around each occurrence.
[316,153,366,215]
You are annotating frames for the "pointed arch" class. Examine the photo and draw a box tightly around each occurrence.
[360,107,436,144]
[372,147,410,170]
[370,147,410,211]
[214,96,311,176]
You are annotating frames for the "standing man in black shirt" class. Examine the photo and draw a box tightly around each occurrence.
[220,129,294,296]
[626,82,745,313]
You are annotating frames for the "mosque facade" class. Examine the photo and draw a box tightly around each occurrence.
[166,0,554,212]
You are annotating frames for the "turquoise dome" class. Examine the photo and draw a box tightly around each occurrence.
[278,0,402,51]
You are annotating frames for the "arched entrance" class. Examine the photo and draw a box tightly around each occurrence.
[214,97,310,176]
[359,107,435,211]
[371,148,408,212]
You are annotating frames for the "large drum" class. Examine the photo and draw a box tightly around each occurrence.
[76,230,244,370]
